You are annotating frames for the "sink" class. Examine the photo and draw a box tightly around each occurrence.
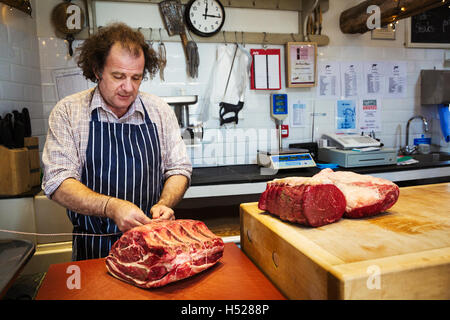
[410,152,450,163]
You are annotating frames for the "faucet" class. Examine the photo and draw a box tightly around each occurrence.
[401,115,429,155]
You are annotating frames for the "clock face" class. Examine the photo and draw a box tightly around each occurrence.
[185,0,225,37]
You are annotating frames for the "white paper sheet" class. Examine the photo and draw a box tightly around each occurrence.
[340,62,363,98]
[290,100,307,127]
[53,68,89,100]
[385,61,407,98]
[253,54,268,89]
[359,99,382,132]
[363,62,385,97]
[317,61,340,98]
[267,55,280,89]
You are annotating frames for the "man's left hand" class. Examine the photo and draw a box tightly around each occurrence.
[150,203,175,220]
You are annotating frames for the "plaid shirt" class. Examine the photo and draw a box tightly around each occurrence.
[42,87,192,197]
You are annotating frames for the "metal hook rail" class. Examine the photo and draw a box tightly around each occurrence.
[80,0,329,46]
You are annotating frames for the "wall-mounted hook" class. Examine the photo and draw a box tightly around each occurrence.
[241,31,245,47]
[223,31,227,45]
[291,33,296,42]
[159,27,163,43]
[262,32,268,48]
[149,27,153,43]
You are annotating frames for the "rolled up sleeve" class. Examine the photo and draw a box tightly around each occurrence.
[157,101,192,185]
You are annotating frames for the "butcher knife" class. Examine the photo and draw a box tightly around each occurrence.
[0,113,15,149]
[12,110,25,148]
[22,108,31,137]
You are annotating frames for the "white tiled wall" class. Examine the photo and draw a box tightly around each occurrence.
[3,0,450,170]
[0,1,45,153]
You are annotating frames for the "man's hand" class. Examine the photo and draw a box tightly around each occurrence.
[150,203,175,220]
[106,198,152,231]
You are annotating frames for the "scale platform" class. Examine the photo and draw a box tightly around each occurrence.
[318,147,396,168]
[257,148,316,170]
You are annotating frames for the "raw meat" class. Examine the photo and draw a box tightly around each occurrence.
[105,219,224,288]
[313,168,400,218]
[258,176,347,227]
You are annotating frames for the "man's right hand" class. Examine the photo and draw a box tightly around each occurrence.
[105,198,152,232]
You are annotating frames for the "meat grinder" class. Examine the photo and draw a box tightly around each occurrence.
[161,95,203,144]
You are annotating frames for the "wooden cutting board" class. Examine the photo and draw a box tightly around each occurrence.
[240,183,450,300]
[35,243,285,300]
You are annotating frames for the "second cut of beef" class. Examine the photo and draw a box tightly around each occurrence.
[106,219,224,288]
[258,176,347,227]
[313,168,400,218]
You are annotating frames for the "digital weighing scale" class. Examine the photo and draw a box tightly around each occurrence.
[257,94,316,170]
[257,149,316,170]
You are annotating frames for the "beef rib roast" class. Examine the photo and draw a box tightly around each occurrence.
[258,176,347,227]
[106,219,224,288]
[313,168,400,218]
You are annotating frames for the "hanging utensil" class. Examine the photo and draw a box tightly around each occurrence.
[51,1,85,56]
[158,28,167,81]
[186,30,199,79]
[158,0,189,67]
[219,43,244,126]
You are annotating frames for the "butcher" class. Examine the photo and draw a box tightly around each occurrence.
[41,22,192,261]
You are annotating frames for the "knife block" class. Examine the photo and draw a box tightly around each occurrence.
[24,137,40,187]
[0,145,31,195]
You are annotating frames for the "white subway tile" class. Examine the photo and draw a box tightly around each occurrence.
[41,84,57,102]
[0,81,23,100]
[425,49,444,61]
[405,48,426,60]
[0,61,10,81]
[0,23,7,44]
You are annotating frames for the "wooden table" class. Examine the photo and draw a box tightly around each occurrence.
[35,243,286,300]
[240,183,450,300]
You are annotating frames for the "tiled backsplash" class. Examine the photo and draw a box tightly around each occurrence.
[35,38,450,167]
[1,1,449,169]
[0,2,45,154]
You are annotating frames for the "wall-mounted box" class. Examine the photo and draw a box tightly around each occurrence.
[420,70,450,105]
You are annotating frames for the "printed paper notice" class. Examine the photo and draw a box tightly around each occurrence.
[290,100,307,127]
[340,62,363,98]
[385,61,407,98]
[53,68,89,100]
[336,100,357,133]
[363,62,385,97]
[359,99,381,132]
[317,61,340,98]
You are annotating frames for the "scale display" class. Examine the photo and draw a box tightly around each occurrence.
[270,94,288,121]
[258,151,316,169]
[272,153,315,169]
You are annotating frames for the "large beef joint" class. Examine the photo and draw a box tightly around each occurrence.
[106,219,224,288]
[258,169,400,227]
[313,168,400,218]
[258,176,347,227]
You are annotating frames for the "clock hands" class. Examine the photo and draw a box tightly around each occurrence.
[202,13,222,18]
[204,0,208,20]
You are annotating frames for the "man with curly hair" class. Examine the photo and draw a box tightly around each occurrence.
[42,23,192,261]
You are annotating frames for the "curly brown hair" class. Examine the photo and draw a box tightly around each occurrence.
[76,22,159,82]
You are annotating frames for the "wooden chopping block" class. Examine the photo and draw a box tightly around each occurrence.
[0,145,31,195]
[240,183,450,300]
[24,136,40,187]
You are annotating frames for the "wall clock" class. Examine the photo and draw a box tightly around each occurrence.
[185,0,225,37]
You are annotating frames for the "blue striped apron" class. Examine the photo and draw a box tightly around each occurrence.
[67,98,163,261]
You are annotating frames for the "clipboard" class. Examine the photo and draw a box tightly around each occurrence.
[250,49,281,90]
